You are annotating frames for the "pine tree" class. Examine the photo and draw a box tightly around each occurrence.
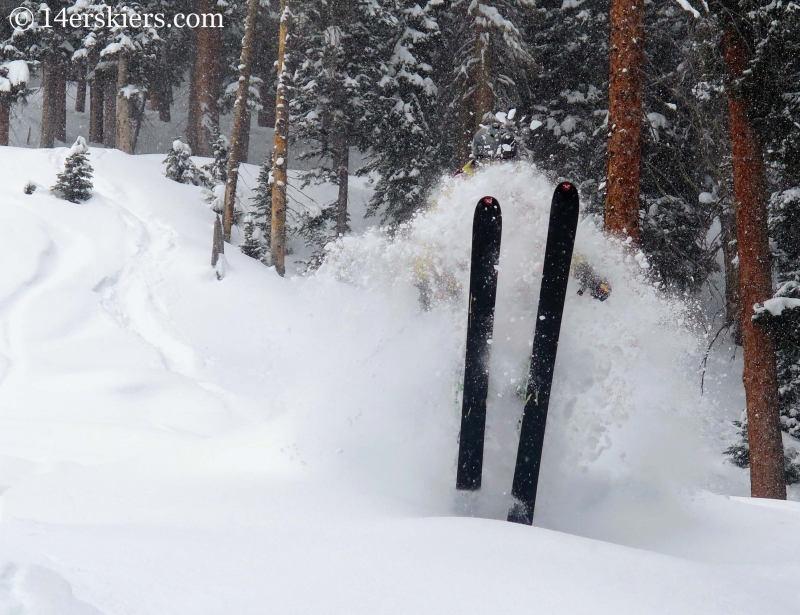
[164,140,201,185]
[52,137,93,203]
[357,0,445,224]
[768,190,800,438]
[710,0,786,499]
[240,157,272,262]
[203,126,230,184]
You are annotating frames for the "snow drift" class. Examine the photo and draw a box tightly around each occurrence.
[0,148,795,614]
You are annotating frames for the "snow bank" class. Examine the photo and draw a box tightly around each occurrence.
[0,149,793,614]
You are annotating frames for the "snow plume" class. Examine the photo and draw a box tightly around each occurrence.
[319,163,716,537]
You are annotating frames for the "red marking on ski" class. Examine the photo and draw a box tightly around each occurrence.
[559,182,574,192]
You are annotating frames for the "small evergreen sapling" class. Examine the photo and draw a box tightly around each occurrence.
[240,157,272,263]
[202,127,230,185]
[52,137,93,203]
[164,140,201,185]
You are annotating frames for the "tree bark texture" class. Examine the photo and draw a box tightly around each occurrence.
[40,56,58,148]
[116,53,134,154]
[334,126,349,236]
[187,27,198,151]
[55,60,67,143]
[271,0,291,276]
[720,200,742,345]
[223,0,260,242]
[194,0,223,157]
[723,29,785,500]
[75,63,87,113]
[103,63,117,149]
[605,0,644,242]
[89,71,104,144]
[0,101,9,146]
[474,7,493,129]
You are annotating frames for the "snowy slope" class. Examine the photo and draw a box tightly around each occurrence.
[0,147,797,614]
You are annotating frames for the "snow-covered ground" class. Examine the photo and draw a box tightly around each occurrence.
[0,146,797,614]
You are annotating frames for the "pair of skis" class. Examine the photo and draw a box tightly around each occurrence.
[456,182,580,525]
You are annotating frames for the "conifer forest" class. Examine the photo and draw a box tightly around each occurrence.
[0,0,799,612]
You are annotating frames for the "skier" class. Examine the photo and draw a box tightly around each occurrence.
[415,122,611,309]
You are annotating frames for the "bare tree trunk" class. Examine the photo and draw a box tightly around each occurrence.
[75,63,87,113]
[55,60,67,143]
[258,86,274,127]
[194,0,223,157]
[160,85,172,123]
[187,30,198,150]
[723,30,785,500]
[474,8,493,128]
[223,0,260,242]
[605,0,644,242]
[334,126,349,236]
[89,79,104,143]
[720,199,742,344]
[116,53,134,154]
[456,102,474,166]
[40,56,58,148]
[103,64,117,149]
[212,214,225,266]
[240,110,251,163]
[271,0,291,276]
[0,101,9,146]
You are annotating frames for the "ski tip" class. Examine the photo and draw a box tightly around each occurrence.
[555,181,577,196]
[478,196,500,208]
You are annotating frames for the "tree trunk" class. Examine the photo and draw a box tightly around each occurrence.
[271,0,291,276]
[223,0,260,242]
[160,84,172,123]
[103,64,117,149]
[456,102,474,167]
[75,63,87,113]
[240,110,251,163]
[258,86,274,127]
[116,53,134,154]
[605,0,644,242]
[194,0,223,157]
[0,100,9,146]
[40,57,58,148]
[187,29,198,150]
[474,6,493,129]
[89,74,104,144]
[720,199,742,345]
[334,126,349,236]
[723,30,785,500]
[55,60,67,143]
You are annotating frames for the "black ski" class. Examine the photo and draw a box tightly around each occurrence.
[508,182,579,524]
[456,196,502,491]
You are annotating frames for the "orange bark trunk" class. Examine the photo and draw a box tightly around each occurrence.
[194,0,223,157]
[223,0,260,241]
[605,0,644,241]
[723,31,785,500]
[271,0,290,276]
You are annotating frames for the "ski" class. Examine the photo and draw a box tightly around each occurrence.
[508,182,580,524]
[456,196,503,491]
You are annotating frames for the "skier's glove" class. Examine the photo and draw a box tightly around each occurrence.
[574,261,612,302]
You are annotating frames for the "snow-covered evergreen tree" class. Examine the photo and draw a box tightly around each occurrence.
[357,0,445,224]
[164,140,201,185]
[768,189,800,438]
[52,137,93,203]
[240,157,273,263]
[202,126,230,184]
